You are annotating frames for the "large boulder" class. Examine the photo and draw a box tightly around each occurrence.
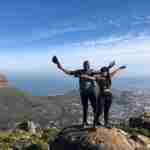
[50,125,149,150]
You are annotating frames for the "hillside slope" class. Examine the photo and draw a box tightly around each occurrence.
[0,87,149,130]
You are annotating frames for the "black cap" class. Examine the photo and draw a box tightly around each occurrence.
[52,56,59,64]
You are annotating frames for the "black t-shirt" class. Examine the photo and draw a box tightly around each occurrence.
[96,77,111,94]
[70,69,96,92]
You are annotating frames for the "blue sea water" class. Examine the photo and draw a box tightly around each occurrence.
[8,74,78,96]
[7,74,150,96]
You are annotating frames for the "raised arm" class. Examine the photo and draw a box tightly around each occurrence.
[92,61,116,75]
[110,65,126,77]
[57,64,76,75]
[52,56,76,75]
[108,60,116,70]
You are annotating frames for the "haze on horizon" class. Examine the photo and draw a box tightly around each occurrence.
[0,0,150,95]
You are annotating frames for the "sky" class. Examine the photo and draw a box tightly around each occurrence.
[0,0,150,78]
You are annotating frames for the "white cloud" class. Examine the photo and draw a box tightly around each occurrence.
[0,51,50,75]
[49,32,150,77]
[0,31,150,77]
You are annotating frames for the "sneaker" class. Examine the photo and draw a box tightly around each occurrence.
[93,121,102,128]
[82,122,89,128]
[104,123,112,129]
[96,121,102,126]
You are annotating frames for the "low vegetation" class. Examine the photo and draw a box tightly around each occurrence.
[0,128,59,150]
[117,123,150,137]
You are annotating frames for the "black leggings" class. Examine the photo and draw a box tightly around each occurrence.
[94,92,112,125]
[80,91,96,123]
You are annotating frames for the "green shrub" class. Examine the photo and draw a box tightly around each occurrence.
[0,128,59,150]
[41,128,59,143]
[117,123,150,137]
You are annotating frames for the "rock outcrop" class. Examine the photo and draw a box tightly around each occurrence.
[16,120,38,134]
[129,112,150,130]
[50,125,150,150]
[0,74,8,88]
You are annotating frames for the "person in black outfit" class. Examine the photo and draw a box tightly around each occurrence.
[52,56,97,127]
[80,65,126,128]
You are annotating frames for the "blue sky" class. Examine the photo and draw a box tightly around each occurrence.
[0,0,150,77]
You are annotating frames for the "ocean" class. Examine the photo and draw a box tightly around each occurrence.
[7,74,150,96]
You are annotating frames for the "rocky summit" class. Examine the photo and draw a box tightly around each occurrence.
[50,125,150,150]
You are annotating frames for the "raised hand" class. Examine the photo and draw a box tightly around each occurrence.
[52,56,61,68]
[108,61,116,69]
[52,56,59,64]
[119,65,127,70]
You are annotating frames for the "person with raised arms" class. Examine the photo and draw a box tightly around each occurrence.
[80,65,126,128]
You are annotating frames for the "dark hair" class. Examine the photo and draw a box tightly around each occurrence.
[83,60,90,70]
[100,67,109,73]
[100,66,111,85]
[83,60,89,66]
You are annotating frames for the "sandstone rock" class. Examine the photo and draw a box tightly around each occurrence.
[136,134,150,147]
[50,125,147,150]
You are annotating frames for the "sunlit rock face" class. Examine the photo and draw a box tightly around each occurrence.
[0,74,8,88]
[50,126,148,150]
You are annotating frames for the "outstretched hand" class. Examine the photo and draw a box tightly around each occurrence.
[119,65,127,70]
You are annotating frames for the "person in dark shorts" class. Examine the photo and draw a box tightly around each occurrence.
[52,56,115,127]
[80,65,126,128]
